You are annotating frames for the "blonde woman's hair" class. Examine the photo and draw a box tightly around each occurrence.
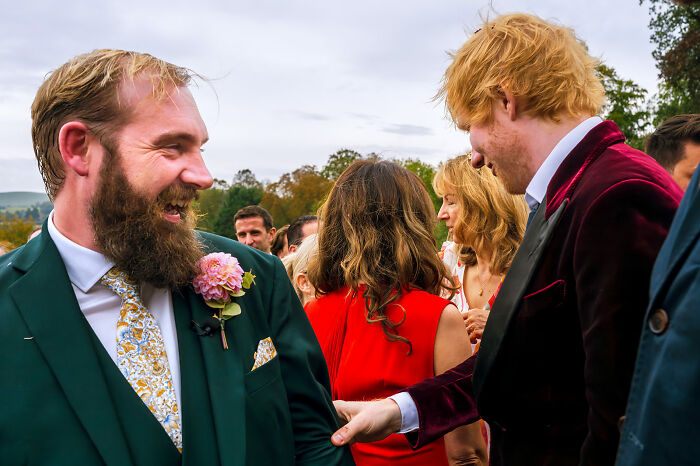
[436,13,604,128]
[32,49,198,200]
[282,233,318,303]
[433,154,528,275]
[309,160,455,353]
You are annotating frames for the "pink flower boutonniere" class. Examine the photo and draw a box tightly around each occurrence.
[193,252,256,349]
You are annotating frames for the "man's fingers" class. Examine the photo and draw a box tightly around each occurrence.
[331,424,356,446]
[333,400,353,423]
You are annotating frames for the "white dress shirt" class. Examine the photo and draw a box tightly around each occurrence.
[391,116,604,433]
[47,212,182,416]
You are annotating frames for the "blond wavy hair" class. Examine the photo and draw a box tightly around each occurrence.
[282,233,318,303]
[309,160,455,353]
[32,49,198,200]
[433,154,528,275]
[437,13,604,128]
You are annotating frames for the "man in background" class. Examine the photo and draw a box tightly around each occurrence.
[646,114,700,191]
[271,224,290,259]
[234,204,276,253]
[288,215,318,253]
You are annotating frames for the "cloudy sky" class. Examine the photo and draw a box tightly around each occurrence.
[1,0,657,193]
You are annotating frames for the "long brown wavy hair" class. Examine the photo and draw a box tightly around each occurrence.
[308,160,454,353]
[433,154,528,275]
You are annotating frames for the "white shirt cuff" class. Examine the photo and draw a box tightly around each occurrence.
[388,392,419,433]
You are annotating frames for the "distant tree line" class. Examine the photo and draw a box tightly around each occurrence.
[194,149,449,247]
[0,201,53,224]
[600,0,699,149]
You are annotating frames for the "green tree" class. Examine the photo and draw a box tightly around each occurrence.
[642,0,700,122]
[598,64,652,149]
[0,213,36,250]
[196,188,226,232]
[212,186,263,239]
[261,165,332,226]
[396,158,449,247]
[209,170,264,239]
[320,149,379,180]
[195,178,230,232]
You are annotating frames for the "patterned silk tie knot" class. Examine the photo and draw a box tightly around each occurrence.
[100,267,182,452]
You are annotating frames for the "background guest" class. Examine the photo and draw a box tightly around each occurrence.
[282,233,318,308]
[288,215,318,253]
[271,224,290,259]
[233,205,276,253]
[645,114,700,191]
[433,154,528,346]
[306,160,487,466]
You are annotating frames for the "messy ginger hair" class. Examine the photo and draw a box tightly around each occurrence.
[32,49,197,200]
[309,160,454,352]
[437,13,605,128]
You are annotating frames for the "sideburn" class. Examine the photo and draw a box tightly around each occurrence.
[90,149,204,289]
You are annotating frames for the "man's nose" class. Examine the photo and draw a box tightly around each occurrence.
[244,236,255,246]
[470,150,485,168]
[181,151,214,190]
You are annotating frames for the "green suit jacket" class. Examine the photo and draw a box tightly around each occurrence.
[0,227,354,466]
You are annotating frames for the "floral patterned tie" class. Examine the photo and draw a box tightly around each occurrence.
[100,267,182,452]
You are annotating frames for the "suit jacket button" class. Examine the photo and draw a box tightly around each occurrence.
[648,309,670,334]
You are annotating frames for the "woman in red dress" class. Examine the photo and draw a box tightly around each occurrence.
[306,160,487,466]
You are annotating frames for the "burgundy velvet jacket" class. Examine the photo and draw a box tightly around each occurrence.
[405,121,682,465]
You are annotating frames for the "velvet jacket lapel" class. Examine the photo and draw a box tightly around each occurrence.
[172,287,246,466]
[474,121,625,399]
[474,199,568,399]
[7,231,132,466]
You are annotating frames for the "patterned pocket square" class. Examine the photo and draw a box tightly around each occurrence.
[251,337,277,371]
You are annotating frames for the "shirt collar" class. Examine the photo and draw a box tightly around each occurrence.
[47,211,114,293]
[525,116,603,209]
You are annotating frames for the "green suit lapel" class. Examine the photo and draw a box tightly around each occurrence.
[8,232,132,466]
[173,287,246,466]
[474,199,568,400]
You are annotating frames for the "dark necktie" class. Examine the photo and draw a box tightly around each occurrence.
[526,202,540,229]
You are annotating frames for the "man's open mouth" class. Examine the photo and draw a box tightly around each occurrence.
[163,200,189,222]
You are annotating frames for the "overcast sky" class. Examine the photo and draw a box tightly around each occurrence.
[0,0,657,193]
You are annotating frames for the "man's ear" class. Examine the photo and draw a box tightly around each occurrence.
[500,88,519,121]
[288,244,298,254]
[58,121,92,176]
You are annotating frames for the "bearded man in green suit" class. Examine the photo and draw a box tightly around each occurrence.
[0,49,355,466]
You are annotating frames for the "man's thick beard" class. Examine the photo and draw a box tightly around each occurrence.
[90,153,204,290]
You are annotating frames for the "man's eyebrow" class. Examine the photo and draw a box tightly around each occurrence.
[152,132,209,146]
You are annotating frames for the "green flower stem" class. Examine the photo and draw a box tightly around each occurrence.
[218,310,229,350]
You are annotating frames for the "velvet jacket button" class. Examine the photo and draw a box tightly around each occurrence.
[648,309,670,335]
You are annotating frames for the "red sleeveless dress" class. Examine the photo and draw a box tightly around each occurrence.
[305,285,451,466]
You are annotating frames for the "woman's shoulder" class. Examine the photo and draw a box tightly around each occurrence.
[396,289,452,322]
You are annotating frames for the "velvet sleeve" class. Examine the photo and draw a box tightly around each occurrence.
[572,179,680,464]
[403,353,480,449]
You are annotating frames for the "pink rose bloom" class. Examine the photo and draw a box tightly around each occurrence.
[192,252,245,302]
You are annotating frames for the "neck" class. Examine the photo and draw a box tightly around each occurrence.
[475,251,493,274]
[526,113,593,175]
[53,191,99,252]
